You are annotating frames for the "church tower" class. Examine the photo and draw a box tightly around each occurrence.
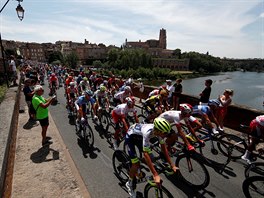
[159,28,167,49]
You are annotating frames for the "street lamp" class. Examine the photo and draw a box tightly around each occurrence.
[0,0,25,87]
[16,1,24,21]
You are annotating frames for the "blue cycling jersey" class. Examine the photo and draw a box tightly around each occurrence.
[192,105,211,115]
[76,95,95,106]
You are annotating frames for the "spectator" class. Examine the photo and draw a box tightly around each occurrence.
[172,78,183,110]
[9,55,18,86]
[23,78,36,122]
[32,85,56,146]
[199,79,213,105]
[166,79,174,107]
[216,89,234,131]
[136,78,144,103]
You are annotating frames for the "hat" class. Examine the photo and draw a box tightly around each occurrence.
[34,85,43,92]
[166,79,172,83]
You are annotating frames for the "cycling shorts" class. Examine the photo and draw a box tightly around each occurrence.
[111,111,122,124]
[125,134,143,163]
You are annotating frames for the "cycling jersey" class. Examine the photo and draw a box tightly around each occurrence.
[79,80,90,90]
[192,105,212,116]
[67,87,77,98]
[158,110,196,128]
[111,103,137,123]
[75,95,95,106]
[126,123,163,153]
[114,91,129,103]
[94,90,108,105]
[250,115,264,137]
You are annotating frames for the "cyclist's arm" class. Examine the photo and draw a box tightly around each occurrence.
[143,151,159,177]
[121,116,129,132]
[160,143,177,172]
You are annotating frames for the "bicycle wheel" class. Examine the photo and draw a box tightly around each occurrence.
[245,162,264,178]
[144,183,174,198]
[217,134,247,159]
[112,150,131,184]
[242,176,264,198]
[99,112,110,130]
[175,152,210,189]
[83,124,94,147]
[106,124,116,147]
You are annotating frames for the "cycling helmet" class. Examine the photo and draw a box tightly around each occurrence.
[124,86,131,92]
[153,117,171,133]
[51,73,55,77]
[83,77,88,81]
[103,80,108,85]
[160,89,169,97]
[100,85,107,92]
[85,90,94,96]
[69,82,75,86]
[180,103,193,114]
[126,97,135,106]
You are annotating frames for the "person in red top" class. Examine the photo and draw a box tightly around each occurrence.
[241,115,264,163]
[49,73,58,96]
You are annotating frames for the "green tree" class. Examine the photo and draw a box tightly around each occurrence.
[64,52,79,69]
[48,51,64,64]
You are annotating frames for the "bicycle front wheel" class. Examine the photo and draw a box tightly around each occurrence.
[144,183,174,198]
[217,134,246,159]
[83,124,94,147]
[242,176,264,198]
[99,112,110,130]
[175,153,210,189]
[112,150,131,184]
[245,162,264,178]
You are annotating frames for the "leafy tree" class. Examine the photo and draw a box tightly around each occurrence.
[64,52,79,69]
[48,51,64,64]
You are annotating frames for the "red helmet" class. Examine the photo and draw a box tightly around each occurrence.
[180,103,193,114]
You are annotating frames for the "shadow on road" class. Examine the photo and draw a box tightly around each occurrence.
[77,137,101,159]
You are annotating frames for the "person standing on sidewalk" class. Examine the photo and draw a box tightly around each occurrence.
[172,78,183,110]
[199,79,213,105]
[32,85,55,146]
[22,78,36,122]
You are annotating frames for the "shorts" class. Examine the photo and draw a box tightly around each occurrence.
[38,117,49,126]
[125,134,143,162]
[111,111,122,124]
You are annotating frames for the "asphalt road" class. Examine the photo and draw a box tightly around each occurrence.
[42,82,262,198]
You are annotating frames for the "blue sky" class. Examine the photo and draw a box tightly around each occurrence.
[0,0,263,59]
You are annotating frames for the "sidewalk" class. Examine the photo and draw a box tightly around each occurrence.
[11,92,91,198]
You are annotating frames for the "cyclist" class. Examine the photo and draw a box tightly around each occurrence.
[125,117,178,197]
[93,85,110,119]
[48,73,58,96]
[74,90,96,133]
[143,89,169,123]
[241,115,264,164]
[78,77,90,95]
[111,96,139,149]
[113,86,132,105]
[192,104,220,135]
[66,82,78,114]
[158,103,204,152]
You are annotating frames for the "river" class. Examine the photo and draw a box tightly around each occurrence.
[147,71,264,111]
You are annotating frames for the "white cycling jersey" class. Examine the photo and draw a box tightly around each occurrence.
[112,103,137,116]
[127,123,162,150]
[158,110,197,127]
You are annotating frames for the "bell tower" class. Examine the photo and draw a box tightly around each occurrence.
[159,28,167,49]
